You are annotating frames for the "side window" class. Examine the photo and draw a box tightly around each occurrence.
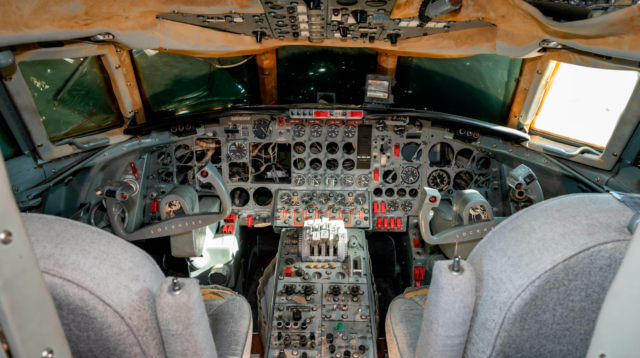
[0,111,20,161]
[19,56,124,142]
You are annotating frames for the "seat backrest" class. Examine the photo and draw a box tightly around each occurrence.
[463,193,633,358]
[23,213,168,357]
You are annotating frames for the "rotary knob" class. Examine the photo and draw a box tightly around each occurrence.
[293,309,302,322]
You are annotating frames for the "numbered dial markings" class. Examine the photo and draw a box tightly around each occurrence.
[310,125,323,138]
[293,124,306,138]
[228,142,247,159]
[280,193,292,204]
[428,170,451,190]
[252,119,270,139]
[309,174,322,187]
[344,125,356,138]
[401,201,413,212]
[335,193,346,205]
[341,174,355,187]
[357,174,370,188]
[327,125,340,138]
[325,174,339,187]
[387,200,399,212]
[401,166,420,184]
[355,194,367,205]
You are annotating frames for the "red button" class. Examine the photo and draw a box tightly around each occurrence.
[373,169,379,181]
[396,218,402,229]
[413,238,420,248]
[348,111,363,118]
[394,145,400,157]
[390,218,395,229]
[151,199,159,214]
[516,183,522,189]
[285,267,293,277]
[376,217,382,229]
[380,202,386,213]
[373,202,378,214]
[383,218,389,229]
[247,216,253,228]
[120,193,127,199]
[429,196,437,203]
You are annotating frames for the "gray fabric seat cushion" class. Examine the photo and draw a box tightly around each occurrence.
[385,288,429,358]
[464,193,633,358]
[22,213,167,358]
[201,285,253,358]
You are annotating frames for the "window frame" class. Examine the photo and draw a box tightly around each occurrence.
[518,52,640,171]
[0,43,136,160]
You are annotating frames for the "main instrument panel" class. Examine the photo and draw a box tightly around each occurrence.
[142,109,506,232]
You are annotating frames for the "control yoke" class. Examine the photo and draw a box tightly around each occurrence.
[98,163,231,242]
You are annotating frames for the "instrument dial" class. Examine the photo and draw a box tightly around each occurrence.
[301,192,314,205]
[309,174,322,187]
[354,194,367,205]
[401,166,420,184]
[252,119,270,139]
[310,125,323,138]
[356,174,370,188]
[335,193,346,205]
[387,200,399,212]
[344,125,356,138]
[427,170,451,191]
[394,125,406,135]
[293,174,306,186]
[293,124,306,138]
[327,125,339,138]
[401,201,413,212]
[318,193,330,204]
[325,174,339,187]
[280,192,292,204]
[375,120,387,132]
[341,174,355,187]
[228,142,247,159]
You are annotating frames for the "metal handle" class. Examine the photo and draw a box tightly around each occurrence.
[56,137,110,150]
[543,145,601,158]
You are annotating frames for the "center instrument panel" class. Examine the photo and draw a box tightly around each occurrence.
[142,108,505,232]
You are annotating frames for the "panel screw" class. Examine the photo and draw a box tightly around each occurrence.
[536,70,542,74]
[0,230,12,245]
[612,152,618,157]
[42,348,54,358]
[121,146,126,151]
[126,83,131,86]
[116,49,122,53]
[4,75,11,82]
[524,88,529,92]
[115,65,121,69]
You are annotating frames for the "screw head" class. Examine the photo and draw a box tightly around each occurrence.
[536,70,542,74]
[4,75,11,82]
[115,65,121,69]
[42,348,54,358]
[0,230,12,245]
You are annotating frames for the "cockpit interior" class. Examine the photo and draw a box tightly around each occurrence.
[1,0,640,357]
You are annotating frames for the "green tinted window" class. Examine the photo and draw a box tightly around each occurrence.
[277,46,377,104]
[19,56,124,142]
[132,50,261,117]
[394,55,522,125]
[0,112,20,161]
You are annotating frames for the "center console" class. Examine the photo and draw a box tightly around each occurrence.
[264,219,378,358]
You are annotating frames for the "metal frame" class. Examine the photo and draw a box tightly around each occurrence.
[0,43,135,161]
[518,51,640,171]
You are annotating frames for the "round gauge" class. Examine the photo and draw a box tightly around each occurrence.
[394,125,406,135]
[476,157,492,171]
[280,192,292,204]
[301,192,314,204]
[387,200,399,212]
[357,174,370,188]
[253,119,270,139]
[383,169,398,184]
[228,142,247,159]
[453,171,473,190]
[293,124,306,138]
[354,193,367,205]
[310,125,323,138]
[309,174,322,187]
[327,125,340,138]
[341,174,354,187]
[293,174,306,186]
[344,125,356,138]
[326,159,339,171]
[318,193,330,204]
[401,201,413,212]
[293,142,306,154]
[427,170,451,191]
[325,174,339,187]
[402,142,422,162]
[335,193,346,205]
[375,120,387,132]
[401,166,420,184]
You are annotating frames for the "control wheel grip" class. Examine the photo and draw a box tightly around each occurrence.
[107,163,231,241]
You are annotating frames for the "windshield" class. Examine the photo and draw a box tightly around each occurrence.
[132,47,522,126]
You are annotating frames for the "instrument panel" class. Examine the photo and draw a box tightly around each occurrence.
[143,111,506,231]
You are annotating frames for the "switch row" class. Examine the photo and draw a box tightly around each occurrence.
[376,217,402,230]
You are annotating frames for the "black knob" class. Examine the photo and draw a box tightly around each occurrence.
[301,353,308,358]
[279,350,287,358]
[283,335,292,347]
[331,285,341,296]
[333,8,341,16]
[253,31,264,43]
[277,332,283,341]
[304,285,314,295]
[387,33,401,45]
[296,268,305,277]
[303,0,320,9]
[310,333,316,341]
[329,345,336,354]
[300,335,308,346]
[285,284,295,295]
[293,32,300,39]
[369,35,375,44]
[339,27,349,38]
[293,309,302,322]
[350,285,360,295]
[344,351,351,358]
[351,10,367,23]
[358,345,366,354]
[326,333,334,344]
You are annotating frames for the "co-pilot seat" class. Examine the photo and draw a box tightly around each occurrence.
[386,193,634,358]
[21,213,252,358]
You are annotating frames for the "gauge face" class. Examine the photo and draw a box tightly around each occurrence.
[318,193,330,204]
[383,170,398,184]
[309,174,322,187]
[228,142,247,159]
[293,174,306,186]
[327,125,340,138]
[354,193,367,205]
[375,120,387,132]
[335,193,346,205]
[341,174,354,187]
[326,159,339,171]
[293,142,306,154]
[301,192,314,204]
[428,170,451,190]
[453,171,473,190]
[310,125,323,138]
[357,174,370,188]
[401,166,420,184]
[394,125,406,135]
[476,157,492,171]
[344,125,356,138]
[253,119,270,139]
[387,200,399,212]
[280,192,292,204]
[401,201,413,212]
[325,174,339,187]
[293,124,306,138]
